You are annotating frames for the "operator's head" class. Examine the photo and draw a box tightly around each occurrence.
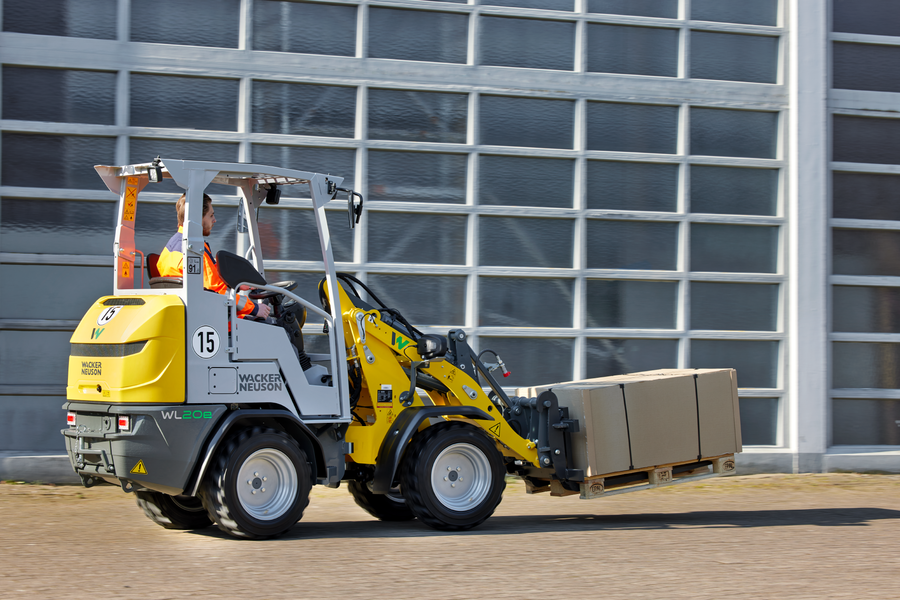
[175,193,215,236]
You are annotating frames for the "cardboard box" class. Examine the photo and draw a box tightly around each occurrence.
[516,369,741,477]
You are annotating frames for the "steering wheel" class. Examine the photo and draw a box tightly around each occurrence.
[248,280,297,300]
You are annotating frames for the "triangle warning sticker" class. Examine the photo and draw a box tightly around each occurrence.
[130,460,147,475]
[488,422,501,437]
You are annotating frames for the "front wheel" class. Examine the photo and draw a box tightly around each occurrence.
[200,427,312,539]
[135,491,213,530]
[400,422,506,531]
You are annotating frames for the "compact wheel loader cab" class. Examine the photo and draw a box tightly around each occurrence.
[63,159,743,540]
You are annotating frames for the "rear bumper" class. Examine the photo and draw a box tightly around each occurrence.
[62,402,226,495]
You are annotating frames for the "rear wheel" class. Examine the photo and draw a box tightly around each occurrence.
[200,427,312,539]
[400,421,506,531]
[135,491,213,530]
[347,480,415,522]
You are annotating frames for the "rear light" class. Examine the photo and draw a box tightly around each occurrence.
[117,415,131,432]
[67,411,76,427]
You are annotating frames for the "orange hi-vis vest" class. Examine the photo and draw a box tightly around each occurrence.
[157,227,258,318]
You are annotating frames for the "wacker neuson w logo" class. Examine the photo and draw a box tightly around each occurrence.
[81,361,102,376]
[239,373,283,392]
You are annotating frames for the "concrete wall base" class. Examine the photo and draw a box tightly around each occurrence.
[0,452,80,484]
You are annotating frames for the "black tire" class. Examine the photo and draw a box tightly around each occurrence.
[135,491,213,530]
[400,421,506,531]
[200,427,312,539]
[347,480,415,522]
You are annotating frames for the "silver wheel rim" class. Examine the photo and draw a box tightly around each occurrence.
[430,442,492,512]
[386,488,406,505]
[237,448,298,521]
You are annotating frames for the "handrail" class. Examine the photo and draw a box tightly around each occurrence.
[234,282,333,322]
[133,249,145,288]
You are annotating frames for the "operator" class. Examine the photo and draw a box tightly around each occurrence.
[157,193,271,320]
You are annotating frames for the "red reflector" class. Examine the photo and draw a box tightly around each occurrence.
[117,416,131,431]
[67,412,76,426]
[503,372,511,378]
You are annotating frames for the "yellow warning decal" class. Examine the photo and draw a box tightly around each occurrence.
[126,176,139,186]
[123,186,137,222]
[488,422,501,437]
[130,460,147,475]
[121,259,131,278]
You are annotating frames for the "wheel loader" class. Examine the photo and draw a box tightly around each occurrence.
[63,159,741,539]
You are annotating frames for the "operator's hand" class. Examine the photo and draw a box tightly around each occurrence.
[255,301,271,320]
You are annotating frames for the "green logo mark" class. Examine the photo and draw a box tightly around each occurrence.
[91,327,105,340]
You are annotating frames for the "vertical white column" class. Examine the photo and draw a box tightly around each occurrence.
[788,0,829,472]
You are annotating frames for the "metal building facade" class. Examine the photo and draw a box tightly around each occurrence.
[0,0,896,477]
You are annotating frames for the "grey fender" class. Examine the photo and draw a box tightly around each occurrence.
[371,406,494,494]
[187,409,326,496]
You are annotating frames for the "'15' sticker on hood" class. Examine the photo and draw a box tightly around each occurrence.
[97,305,122,326]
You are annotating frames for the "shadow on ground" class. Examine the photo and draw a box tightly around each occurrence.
[188,507,900,541]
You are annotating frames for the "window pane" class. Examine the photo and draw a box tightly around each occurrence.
[480,277,573,327]
[0,264,111,319]
[586,280,677,328]
[368,213,466,264]
[691,166,777,216]
[131,0,238,48]
[369,151,466,204]
[587,24,678,77]
[3,67,116,125]
[2,134,115,189]
[484,0,572,10]
[588,0,676,18]
[586,338,678,378]
[257,208,354,263]
[833,342,900,389]
[369,89,467,143]
[587,102,678,154]
[833,399,900,445]
[367,275,466,325]
[691,224,777,273]
[3,0,117,39]
[251,145,356,195]
[739,398,778,445]
[692,340,777,388]
[480,217,573,268]
[833,229,900,277]
[833,0,900,37]
[479,156,574,208]
[131,74,238,131]
[477,337,573,386]
[134,203,238,262]
[130,139,239,195]
[833,42,900,94]
[370,8,467,63]
[691,282,778,331]
[691,108,778,159]
[253,1,356,56]
[0,198,115,255]
[587,161,678,211]
[252,82,355,138]
[833,115,900,165]
[587,220,678,270]
[834,172,900,221]
[481,96,574,149]
[691,32,778,84]
[834,286,900,334]
[0,331,72,386]
[692,0,777,26]
[481,17,575,71]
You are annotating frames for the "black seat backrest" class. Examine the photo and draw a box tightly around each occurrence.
[149,276,182,288]
[216,250,267,288]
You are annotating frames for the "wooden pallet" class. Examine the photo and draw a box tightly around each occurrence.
[524,455,737,498]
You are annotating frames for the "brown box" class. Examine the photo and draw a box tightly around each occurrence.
[516,369,741,477]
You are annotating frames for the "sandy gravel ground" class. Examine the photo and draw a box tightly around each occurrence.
[2,473,899,600]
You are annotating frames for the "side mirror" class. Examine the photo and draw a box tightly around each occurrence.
[338,188,363,229]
